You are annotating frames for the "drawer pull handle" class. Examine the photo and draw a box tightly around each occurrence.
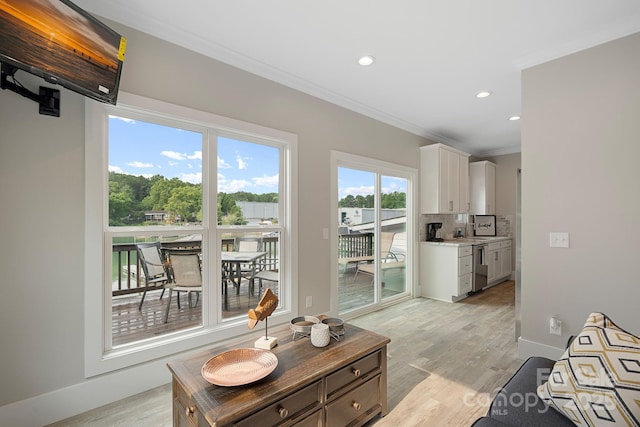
[185,406,195,417]
[352,368,361,377]
[352,401,362,411]
[278,407,289,419]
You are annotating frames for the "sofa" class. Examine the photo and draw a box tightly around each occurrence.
[471,356,575,426]
[472,312,640,427]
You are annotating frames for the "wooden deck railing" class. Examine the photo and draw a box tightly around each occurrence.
[113,233,375,296]
[338,232,374,258]
[112,237,279,296]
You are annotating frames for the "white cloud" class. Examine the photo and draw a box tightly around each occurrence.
[180,172,202,184]
[161,150,202,162]
[128,161,153,168]
[253,174,279,188]
[218,156,232,169]
[341,185,374,197]
[236,155,248,170]
[218,176,252,193]
[109,165,124,173]
[161,150,186,161]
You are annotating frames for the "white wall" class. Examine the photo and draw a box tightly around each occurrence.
[0,20,426,424]
[520,32,640,358]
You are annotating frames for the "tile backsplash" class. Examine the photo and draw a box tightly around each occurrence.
[420,213,513,241]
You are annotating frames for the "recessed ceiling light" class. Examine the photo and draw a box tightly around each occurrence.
[358,55,375,66]
[476,91,492,98]
[509,116,521,121]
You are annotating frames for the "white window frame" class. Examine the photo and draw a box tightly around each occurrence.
[329,150,417,318]
[85,92,298,376]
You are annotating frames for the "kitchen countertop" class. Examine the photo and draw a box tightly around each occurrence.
[422,236,511,247]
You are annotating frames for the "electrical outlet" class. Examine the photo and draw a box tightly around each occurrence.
[550,232,570,248]
[549,317,562,335]
[306,296,312,308]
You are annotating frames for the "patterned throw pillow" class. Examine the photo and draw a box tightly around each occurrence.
[537,312,640,426]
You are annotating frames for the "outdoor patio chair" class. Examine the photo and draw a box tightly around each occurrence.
[163,250,203,323]
[254,268,279,299]
[136,242,170,310]
[354,232,404,281]
[233,236,264,292]
[233,236,263,253]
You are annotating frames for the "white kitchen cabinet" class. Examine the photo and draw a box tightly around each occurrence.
[420,144,470,214]
[487,239,512,285]
[420,243,472,302]
[469,161,496,214]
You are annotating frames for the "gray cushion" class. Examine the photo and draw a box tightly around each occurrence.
[487,356,574,427]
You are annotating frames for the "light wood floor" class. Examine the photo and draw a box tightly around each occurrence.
[48,281,521,427]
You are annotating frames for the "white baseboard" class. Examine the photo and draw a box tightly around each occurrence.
[0,358,172,427]
[517,337,565,361]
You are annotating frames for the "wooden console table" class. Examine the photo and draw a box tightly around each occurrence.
[167,321,390,426]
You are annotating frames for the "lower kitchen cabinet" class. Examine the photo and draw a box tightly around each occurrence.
[420,243,473,302]
[487,239,512,286]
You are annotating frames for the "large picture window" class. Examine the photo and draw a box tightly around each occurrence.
[85,93,297,376]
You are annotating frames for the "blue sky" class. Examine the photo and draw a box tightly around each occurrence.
[338,167,408,199]
[107,115,407,198]
[108,115,279,194]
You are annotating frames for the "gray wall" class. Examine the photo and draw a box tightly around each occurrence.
[488,153,520,219]
[0,21,426,414]
[520,32,640,356]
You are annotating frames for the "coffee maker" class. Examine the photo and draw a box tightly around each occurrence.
[426,222,443,241]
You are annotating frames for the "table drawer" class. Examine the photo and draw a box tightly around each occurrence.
[325,375,381,427]
[235,380,322,427]
[174,380,202,427]
[325,350,382,397]
[288,409,322,427]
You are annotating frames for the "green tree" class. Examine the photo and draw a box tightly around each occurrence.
[143,177,185,211]
[166,185,202,223]
[108,181,134,225]
[217,192,246,225]
[339,195,356,207]
[381,191,406,209]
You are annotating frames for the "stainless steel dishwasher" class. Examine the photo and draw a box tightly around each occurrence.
[471,243,488,293]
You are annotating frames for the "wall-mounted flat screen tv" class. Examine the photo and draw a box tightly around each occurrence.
[0,0,126,105]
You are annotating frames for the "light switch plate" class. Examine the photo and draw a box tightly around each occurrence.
[550,232,570,248]
[550,317,562,335]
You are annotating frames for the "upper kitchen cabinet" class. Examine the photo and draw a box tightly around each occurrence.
[420,144,470,214]
[469,161,496,214]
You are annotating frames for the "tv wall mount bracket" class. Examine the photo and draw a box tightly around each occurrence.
[1,63,60,117]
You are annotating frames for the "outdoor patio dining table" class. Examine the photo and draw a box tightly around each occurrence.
[221,251,267,308]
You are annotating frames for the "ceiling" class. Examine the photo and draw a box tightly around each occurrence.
[76,0,640,157]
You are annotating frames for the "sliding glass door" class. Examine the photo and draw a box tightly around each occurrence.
[380,174,407,299]
[334,152,414,316]
[337,167,377,312]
